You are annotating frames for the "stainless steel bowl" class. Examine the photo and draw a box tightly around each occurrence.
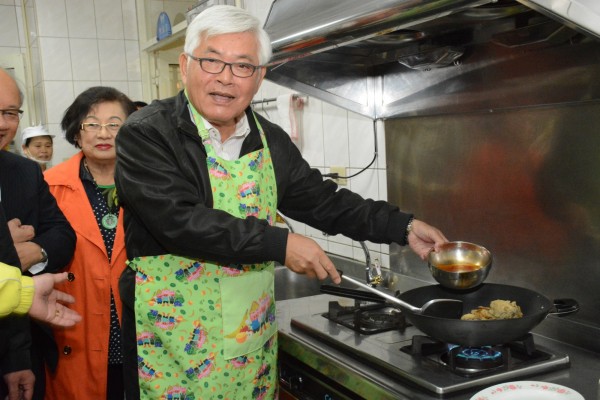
[428,241,492,290]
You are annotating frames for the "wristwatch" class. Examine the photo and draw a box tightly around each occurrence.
[40,248,48,263]
[404,217,414,245]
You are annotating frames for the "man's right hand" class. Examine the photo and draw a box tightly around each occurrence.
[284,233,341,284]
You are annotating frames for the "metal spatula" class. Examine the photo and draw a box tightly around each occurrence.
[338,271,463,319]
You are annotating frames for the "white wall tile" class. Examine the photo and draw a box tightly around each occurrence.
[328,241,353,259]
[15,5,25,48]
[127,81,143,102]
[73,81,101,98]
[313,236,328,253]
[32,82,45,122]
[98,39,127,81]
[246,0,271,23]
[25,0,36,44]
[348,111,375,168]
[124,40,141,80]
[43,80,74,124]
[39,37,72,80]
[378,169,388,201]
[381,244,390,255]
[52,138,79,165]
[45,122,77,165]
[121,0,138,40]
[0,6,20,47]
[305,224,325,241]
[101,80,129,95]
[95,0,124,39]
[300,97,325,167]
[0,48,18,56]
[45,122,61,140]
[282,217,306,236]
[69,38,100,81]
[29,40,42,86]
[352,242,382,265]
[349,167,379,200]
[35,0,68,37]
[327,233,352,247]
[0,0,16,6]
[65,0,97,39]
[322,102,349,166]
[375,119,386,169]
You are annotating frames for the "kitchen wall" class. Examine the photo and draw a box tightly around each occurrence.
[0,1,26,56]
[0,0,391,266]
[0,0,142,165]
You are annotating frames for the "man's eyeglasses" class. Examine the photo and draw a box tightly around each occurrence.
[80,122,121,133]
[0,109,24,123]
[187,54,261,78]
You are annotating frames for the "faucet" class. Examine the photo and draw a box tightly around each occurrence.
[360,241,382,287]
[276,210,295,233]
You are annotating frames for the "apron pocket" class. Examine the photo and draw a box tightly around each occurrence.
[220,266,277,360]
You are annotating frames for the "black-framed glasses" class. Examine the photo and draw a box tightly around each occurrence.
[80,122,121,133]
[0,109,24,122]
[187,54,261,78]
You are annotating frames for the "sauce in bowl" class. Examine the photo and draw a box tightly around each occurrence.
[436,263,481,273]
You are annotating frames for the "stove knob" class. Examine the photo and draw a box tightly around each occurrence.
[289,375,304,391]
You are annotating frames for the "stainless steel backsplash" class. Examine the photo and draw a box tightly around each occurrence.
[386,101,600,351]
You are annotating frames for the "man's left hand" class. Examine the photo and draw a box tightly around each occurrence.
[407,219,448,260]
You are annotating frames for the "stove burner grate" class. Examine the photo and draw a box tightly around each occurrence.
[444,346,505,371]
[401,333,554,378]
[323,301,408,334]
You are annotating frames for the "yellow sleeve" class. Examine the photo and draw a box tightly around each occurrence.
[0,262,34,317]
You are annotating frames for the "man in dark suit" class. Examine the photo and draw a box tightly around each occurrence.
[0,67,76,400]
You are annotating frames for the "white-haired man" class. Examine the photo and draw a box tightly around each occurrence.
[116,5,448,399]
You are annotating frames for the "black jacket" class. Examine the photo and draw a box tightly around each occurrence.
[115,91,411,265]
[0,204,29,375]
[0,151,76,375]
[0,151,76,273]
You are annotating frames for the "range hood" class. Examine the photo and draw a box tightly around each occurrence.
[263,0,600,119]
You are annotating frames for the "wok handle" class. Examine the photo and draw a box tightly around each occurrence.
[319,284,386,303]
[337,270,421,313]
[550,298,579,316]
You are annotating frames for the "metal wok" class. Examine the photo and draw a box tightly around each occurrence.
[397,283,578,347]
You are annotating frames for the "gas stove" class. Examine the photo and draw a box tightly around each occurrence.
[289,298,571,396]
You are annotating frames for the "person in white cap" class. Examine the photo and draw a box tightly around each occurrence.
[21,125,55,171]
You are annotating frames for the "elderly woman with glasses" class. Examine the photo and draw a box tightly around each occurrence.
[43,86,136,400]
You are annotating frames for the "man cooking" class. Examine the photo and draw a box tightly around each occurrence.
[115,5,448,399]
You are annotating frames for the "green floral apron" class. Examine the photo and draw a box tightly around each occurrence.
[129,102,278,399]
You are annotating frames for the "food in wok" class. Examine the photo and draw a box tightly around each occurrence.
[461,299,523,320]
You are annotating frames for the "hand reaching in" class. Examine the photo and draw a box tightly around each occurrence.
[29,272,82,327]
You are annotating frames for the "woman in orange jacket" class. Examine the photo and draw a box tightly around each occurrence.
[44,87,136,400]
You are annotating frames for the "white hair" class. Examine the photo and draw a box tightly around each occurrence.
[184,5,272,65]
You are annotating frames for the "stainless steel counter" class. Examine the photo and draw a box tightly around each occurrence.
[276,291,600,399]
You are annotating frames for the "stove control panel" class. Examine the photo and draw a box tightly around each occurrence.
[279,352,361,400]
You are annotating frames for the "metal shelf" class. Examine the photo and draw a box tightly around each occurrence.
[142,20,187,53]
